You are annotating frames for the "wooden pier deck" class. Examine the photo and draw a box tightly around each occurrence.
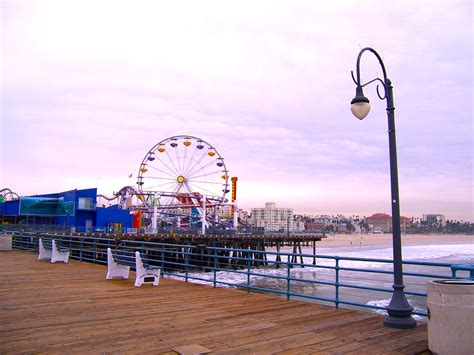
[0,251,428,354]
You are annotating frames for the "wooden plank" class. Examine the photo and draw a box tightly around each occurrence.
[0,251,428,353]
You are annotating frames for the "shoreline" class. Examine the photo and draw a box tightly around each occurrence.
[271,233,473,264]
[314,233,473,249]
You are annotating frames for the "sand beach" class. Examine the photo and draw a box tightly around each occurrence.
[316,233,473,250]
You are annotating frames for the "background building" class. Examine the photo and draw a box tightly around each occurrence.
[0,188,133,232]
[238,209,251,228]
[365,213,392,233]
[364,213,413,233]
[422,214,446,227]
[216,204,233,219]
[400,216,413,230]
[293,219,305,232]
[304,220,325,231]
[250,202,293,232]
[215,204,250,228]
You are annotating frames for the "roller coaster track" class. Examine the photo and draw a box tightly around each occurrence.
[97,186,141,201]
[97,185,245,229]
[0,188,20,201]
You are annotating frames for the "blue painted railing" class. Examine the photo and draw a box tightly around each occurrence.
[10,231,470,318]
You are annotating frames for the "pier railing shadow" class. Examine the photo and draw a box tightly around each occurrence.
[10,231,467,319]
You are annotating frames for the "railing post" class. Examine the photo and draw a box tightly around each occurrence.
[80,238,83,261]
[287,254,291,300]
[312,240,316,265]
[161,247,165,275]
[247,250,251,293]
[450,266,456,279]
[185,247,189,282]
[213,248,217,288]
[93,238,97,263]
[335,257,340,309]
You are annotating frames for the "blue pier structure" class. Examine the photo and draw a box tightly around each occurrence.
[0,188,133,232]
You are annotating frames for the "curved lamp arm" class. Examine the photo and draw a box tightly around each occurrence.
[353,47,388,86]
[350,47,392,119]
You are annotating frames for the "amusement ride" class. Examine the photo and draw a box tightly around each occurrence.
[0,188,19,202]
[98,135,237,232]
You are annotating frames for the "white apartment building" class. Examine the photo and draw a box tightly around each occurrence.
[216,204,233,219]
[250,202,294,232]
[312,216,335,227]
[422,214,446,227]
[238,209,250,225]
[293,220,305,232]
[215,205,250,226]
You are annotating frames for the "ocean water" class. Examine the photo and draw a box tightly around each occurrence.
[168,241,474,320]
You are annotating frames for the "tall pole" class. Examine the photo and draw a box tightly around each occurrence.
[287,215,290,237]
[384,78,416,328]
[201,197,206,235]
[151,192,158,233]
[231,177,238,224]
[233,201,238,230]
[351,47,416,329]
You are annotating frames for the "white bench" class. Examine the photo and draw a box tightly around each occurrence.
[106,248,161,287]
[38,237,70,263]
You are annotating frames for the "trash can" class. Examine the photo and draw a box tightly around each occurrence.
[0,233,13,251]
[427,279,474,355]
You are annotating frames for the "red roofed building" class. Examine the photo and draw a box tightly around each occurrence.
[304,221,325,231]
[400,216,413,230]
[365,214,413,233]
[365,213,392,232]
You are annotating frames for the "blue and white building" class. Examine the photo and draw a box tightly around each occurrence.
[0,188,133,232]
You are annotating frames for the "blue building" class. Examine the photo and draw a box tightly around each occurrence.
[0,188,133,232]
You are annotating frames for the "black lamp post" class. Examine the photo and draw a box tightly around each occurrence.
[350,47,416,329]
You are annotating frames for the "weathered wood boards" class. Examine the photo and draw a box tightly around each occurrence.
[0,251,428,353]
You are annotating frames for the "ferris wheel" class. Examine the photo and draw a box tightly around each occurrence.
[136,135,229,222]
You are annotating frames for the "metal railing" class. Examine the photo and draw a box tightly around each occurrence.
[0,224,72,232]
[10,231,469,319]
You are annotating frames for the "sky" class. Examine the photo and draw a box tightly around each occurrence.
[1,0,473,221]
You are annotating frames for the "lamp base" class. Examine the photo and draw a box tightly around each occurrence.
[384,284,417,329]
[384,314,417,329]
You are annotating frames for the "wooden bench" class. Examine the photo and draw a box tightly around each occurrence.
[106,248,161,287]
[38,237,70,263]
